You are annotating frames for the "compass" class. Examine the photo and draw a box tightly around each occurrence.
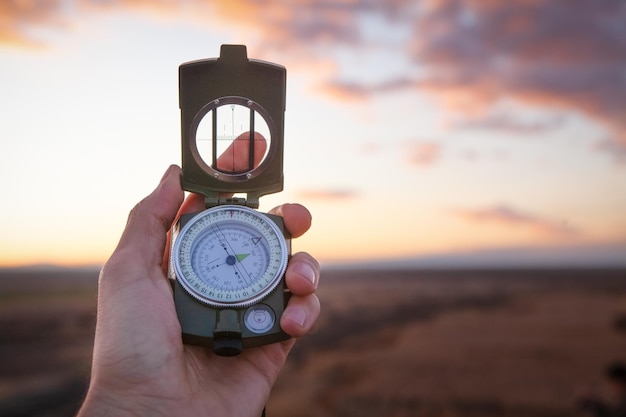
[172,205,288,308]
[168,45,289,356]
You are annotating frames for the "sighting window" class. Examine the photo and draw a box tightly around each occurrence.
[195,99,271,175]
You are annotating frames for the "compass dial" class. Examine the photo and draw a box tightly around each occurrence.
[173,205,288,308]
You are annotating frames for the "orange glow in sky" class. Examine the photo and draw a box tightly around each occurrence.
[1,0,625,268]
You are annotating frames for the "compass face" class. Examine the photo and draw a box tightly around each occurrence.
[173,205,288,308]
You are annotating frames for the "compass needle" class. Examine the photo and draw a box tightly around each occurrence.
[236,253,250,262]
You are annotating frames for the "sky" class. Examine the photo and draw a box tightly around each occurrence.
[0,0,625,267]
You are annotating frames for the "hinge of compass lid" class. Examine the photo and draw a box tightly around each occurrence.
[205,193,260,209]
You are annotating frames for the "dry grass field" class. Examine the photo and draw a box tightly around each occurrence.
[0,267,624,416]
[0,269,97,417]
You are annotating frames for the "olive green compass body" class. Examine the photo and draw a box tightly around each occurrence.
[168,45,289,356]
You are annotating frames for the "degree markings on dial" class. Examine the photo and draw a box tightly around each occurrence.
[175,206,287,306]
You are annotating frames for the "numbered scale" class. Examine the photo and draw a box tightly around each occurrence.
[169,45,290,356]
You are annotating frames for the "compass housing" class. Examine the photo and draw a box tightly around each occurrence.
[169,206,292,354]
[171,45,290,355]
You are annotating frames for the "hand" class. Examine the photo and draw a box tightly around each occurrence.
[77,164,320,417]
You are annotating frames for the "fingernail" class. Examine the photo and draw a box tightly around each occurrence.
[285,307,306,328]
[295,263,317,288]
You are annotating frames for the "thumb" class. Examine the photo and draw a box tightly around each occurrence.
[109,165,184,276]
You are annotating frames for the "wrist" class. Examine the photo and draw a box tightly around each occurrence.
[77,382,169,417]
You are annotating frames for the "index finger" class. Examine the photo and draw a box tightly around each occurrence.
[269,203,312,239]
[215,131,267,173]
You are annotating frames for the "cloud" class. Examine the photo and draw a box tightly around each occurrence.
[405,141,441,166]
[321,77,419,102]
[594,138,626,164]
[296,188,359,201]
[452,204,582,238]
[0,0,181,46]
[411,0,626,146]
[274,0,626,151]
[0,0,372,47]
[290,0,626,149]
[454,111,565,135]
[3,0,625,151]
[0,0,67,47]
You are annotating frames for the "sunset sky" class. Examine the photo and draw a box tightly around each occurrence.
[1,0,625,267]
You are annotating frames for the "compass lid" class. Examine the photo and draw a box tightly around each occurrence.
[179,45,286,208]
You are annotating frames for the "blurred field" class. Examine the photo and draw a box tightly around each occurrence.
[0,267,625,416]
[0,268,98,417]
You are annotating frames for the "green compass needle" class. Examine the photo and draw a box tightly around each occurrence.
[236,253,250,262]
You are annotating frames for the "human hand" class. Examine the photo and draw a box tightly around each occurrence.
[78,164,320,417]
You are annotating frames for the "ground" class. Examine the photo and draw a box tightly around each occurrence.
[0,268,624,417]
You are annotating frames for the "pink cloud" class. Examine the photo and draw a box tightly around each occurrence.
[410,0,626,147]
[454,112,565,135]
[3,0,624,156]
[405,141,441,166]
[320,77,419,102]
[453,204,583,237]
[296,188,358,201]
[0,0,184,46]
[319,1,626,152]
[0,0,67,47]
[594,138,626,165]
